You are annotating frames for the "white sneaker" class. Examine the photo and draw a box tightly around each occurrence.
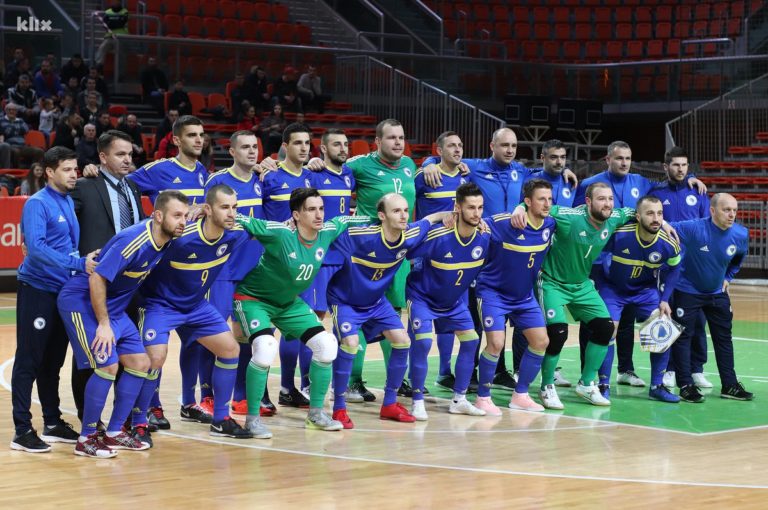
[411,400,429,421]
[539,384,564,410]
[575,381,611,406]
[617,371,646,387]
[508,392,544,412]
[512,371,519,383]
[554,368,572,387]
[448,398,486,416]
[663,371,676,388]
[692,372,714,389]
[245,415,273,439]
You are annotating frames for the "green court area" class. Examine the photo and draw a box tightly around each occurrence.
[0,309,14,326]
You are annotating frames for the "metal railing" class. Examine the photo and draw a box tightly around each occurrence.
[738,201,768,270]
[413,0,443,55]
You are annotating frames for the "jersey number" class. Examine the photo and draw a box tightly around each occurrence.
[527,253,536,268]
[392,178,403,194]
[455,269,464,286]
[201,269,209,286]
[584,245,593,259]
[296,264,314,281]
[630,266,643,279]
[371,268,385,281]
[340,197,345,213]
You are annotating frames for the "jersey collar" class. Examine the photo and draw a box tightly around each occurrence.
[439,163,461,178]
[634,223,660,248]
[227,166,254,183]
[453,225,477,246]
[196,218,224,245]
[172,157,198,172]
[277,161,304,177]
[145,220,163,251]
[380,228,405,250]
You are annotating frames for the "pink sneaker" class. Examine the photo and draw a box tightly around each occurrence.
[474,396,502,416]
[508,392,545,412]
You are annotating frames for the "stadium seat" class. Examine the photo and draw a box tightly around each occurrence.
[675,5,692,23]
[203,17,222,39]
[553,7,569,23]
[200,2,217,17]
[145,0,162,15]
[277,23,297,44]
[554,24,570,40]
[350,139,371,156]
[296,24,312,44]
[595,24,612,40]
[240,20,258,40]
[575,24,591,40]
[237,1,256,20]
[163,14,183,36]
[656,22,671,39]
[626,41,643,59]
[594,7,611,23]
[258,21,277,42]
[655,6,672,22]
[563,41,581,60]
[573,8,590,24]
[163,0,181,15]
[208,92,229,111]
[635,23,652,39]
[542,41,559,60]
[585,41,602,60]
[222,19,240,39]
[188,92,206,115]
[25,130,47,150]
[533,7,549,23]
[694,4,711,20]
[182,0,200,16]
[183,16,204,38]
[108,105,127,116]
[513,23,531,40]
[272,4,289,22]
[674,22,691,39]
[141,133,155,155]
[606,41,623,60]
[494,23,511,40]
[615,7,632,23]
[511,7,528,23]
[616,23,633,40]
[533,24,550,40]
[635,7,652,23]
[220,0,237,19]
[473,4,490,21]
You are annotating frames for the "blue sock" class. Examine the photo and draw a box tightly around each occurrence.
[383,344,410,406]
[650,350,670,387]
[477,350,499,398]
[279,338,300,391]
[212,356,238,422]
[409,337,432,402]
[149,370,162,408]
[233,342,251,402]
[199,348,215,399]
[132,369,159,426]
[453,338,478,394]
[299,343,313,390]
[436,333,454,376]
[180,340,201,405]
[332,347,356,411]
[82,369,115,436]
[107,368,146,433]
[599,341,615,384]
[516,347,544,394]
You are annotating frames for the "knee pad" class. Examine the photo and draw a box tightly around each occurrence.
[305,331,338,364]
[546,323,569,356]
[587,318,615,346]
[250,335,278,367]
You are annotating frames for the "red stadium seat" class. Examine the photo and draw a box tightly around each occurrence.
[183,16,203,38]
[655,6,672,22]
[271,4,289,22]
[674,22,691,39]
[188,91,206,115]
[635,7,652,23]
[240,20,258,41]
[616,23,633,40]
[513,23,531,40]
[494,23,511,40]
[594,7,611,23]
[25,130,47,150]
[711,3,729,19]
[220,0,237,19]
[208,92,229,111]
[163,14,183,36]
[594,24,612,40]
[563,41,581,60]
[200,2,217,17]
[675,5,692,23]
[258,21,277,42]
[237,2,255,20]
[533,24,550,39]
[573,8,590,24]
[222,19,240,39]
[511,7,528,23]
[542,41,560,60]
[521,41,539,61]
[615,7,632,23]
[575,24,591,40]
[635,23,652,39]
[694,4,711,20]
[182,0,200,16]
[533,7,549,23]
[626,41,643,59]
[254,3,270,20]
[646,39,663,58]
[667,39,681,57]
[473,4,490,21]
[296,24,312,44]
[605,41,623,59]
[163,0,181,15]
[553,7,569,23]
[203,17,221,39]
[554,24,570,40]
[656,22,671,39]
[585,41,602,60]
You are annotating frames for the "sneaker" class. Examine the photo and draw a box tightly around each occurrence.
[10,429,51,453]
[40,421,79,444]
[348,380,376,402]
[397,379,414,397]
[74,433,116,458]
[721,381,754,401]
[680,384,705,403]
[210,417,254,438]
[130,425,153,448]
[474,396,502,416]
[617,370,646,387]
[575,381,611,406]
[598,383,611,401]
[512,371,519,383]
[508,392,545,412]
[648,385,680,403]
[380,402,417,422]
[332,409,355,429]
[261,396,277,416]
[278,387,310,408]
[663,371,676,388]
[553,368,572,387]
[245,415,273,439]
[435,373,456,391]
[448,398,486,416]
[491,371,516,391]
[102,431,151,451]
[148,407,171,430]
[306,410,343,431]
[539,384,564,410]
[411,400,429,421]
[467,373,479,394]
[692,372,714,389]
[231,399,248,415]
[180,403,213,424]
[199,396,215,416]
[300,385,311,401]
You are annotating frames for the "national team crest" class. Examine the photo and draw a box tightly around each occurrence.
[511,170,519,181]
[546,309,556,319]
[412,318,422,330]
[484,316,494,327]
[726,244,737,256]
[95,351,109,364]
[396,249,407,259]
[216,244,229,256]
[542,228,551,242]
[471,246,483,259]
[33,317,46,330]
[648,251,662,263]
[631,187,639,198]
[341,322,352,333]
[404,168,412,177]
[562,188,571,199]
[601,229,609,240]
[305,179,311,188]
[685,195,698,206]
[254,183,262,195]
[198,173,205,186]
[344,176,351,187]
[145,329,157,341]
[249,319,260,330]
[315,247,325,261]
[676,308,684,318]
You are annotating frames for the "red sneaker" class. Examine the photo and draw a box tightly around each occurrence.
[200,396,215,416]
[231,399,248,415]
[379,402,416,423]
[332,409,354,429]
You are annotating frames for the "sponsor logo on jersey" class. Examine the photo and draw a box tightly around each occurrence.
[33,317,46,330]
[517,234,525,240]
[396,249,407,259]
[631,187,639,198]
[562,188,571,198]
[216,244,228,257]
[700,245,709,252]
[281,182,289,189]
[289,252,297,259]
[173,177,182,184]
[622,248,630,254]
[377,171,385,176]
[323,178,331,184]
[649,251,662,263]
[412,318,422,330]
[601,229,609,240]
[444,252,453,259]
[188,253,197,259]
[726,244,737,256]
[142,261,148,267]
[460,177,467,185]
[254,183,262,195]
[484,316,494,327]
[485,173,494,179]
[367,251,376,258]
[404,168,412,177]
[663,199,671,205]
[340,322,352,333]
[145,329,157,341]
[198,173,205,186]
[315,247,325,261]
[471,246,483,259]
[686,195,698,206]
[579,231,587,237]
[58,215,66,222]
[344,176,351,187]
[542,228,551,242]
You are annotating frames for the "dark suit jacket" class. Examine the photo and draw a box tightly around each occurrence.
[70,172,146,255]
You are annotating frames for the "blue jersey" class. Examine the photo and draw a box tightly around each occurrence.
[526,168,575,207]
[328,219,431,308]
[205,167,265,281]
[476,213,556,303]
[128,157,208,205]
[406,224,490,309]
[648,180,710,222]
[18,186,85,292]
[603,223,681,302]
[414,167,468,218]
[60,220,169,314]
[671,218,749,295]
[311,166,355,220]
[573,170,652,208]
[140,218,250,312]
[262,163,312,221]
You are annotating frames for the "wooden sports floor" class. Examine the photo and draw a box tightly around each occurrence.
[0,286,766,509]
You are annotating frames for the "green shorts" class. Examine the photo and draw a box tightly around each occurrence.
[233,297,323,341]
[537,275,609,325]
[385,263,409,309]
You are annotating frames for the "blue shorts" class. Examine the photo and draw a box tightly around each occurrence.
[299,264,335,312]
[330,299,404,343]
[208,279,236,320]
[477,291,545,332]
[407,298,474,336]
[600,283,659,322]
[139,300,230,346]
[59,306,145,369]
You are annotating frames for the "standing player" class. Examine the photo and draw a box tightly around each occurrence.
[233,188,370,436]
[328,194,452,428]
[57,191,188,456]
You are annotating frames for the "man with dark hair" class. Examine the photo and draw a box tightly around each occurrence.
[53,112,84,150]
[33,59,62,99]
[96,0,129,66]
[140,57,168,114]
[6,73,40,123]
[297,65,330,113]
[154,108,179,151]
[61,54,89,85]
[271,66,302,112]
[117,113,146,165]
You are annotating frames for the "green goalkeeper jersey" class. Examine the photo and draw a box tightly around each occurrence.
[235,215,368,307]
[541,205,634,284]
[346,151,416,219]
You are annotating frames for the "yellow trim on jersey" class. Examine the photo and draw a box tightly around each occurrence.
[228,167,253,183]
[501,241,549,253]
[121,221,161,258]
[170,253,231,271]
[610,255,663,269]
[238,198,263,207]
[453,226,477,247]
[318,190,352,197]
[349,225,381,236]
[268,194,291,201]
[350,256,401,269]
[277,162,305,177]
[173,188,205,197]
[381,230,405,249]
[172,157,198,172]
[526,216,546,230]
[424,191,457,199]
[140,158,172,170]
[71,312,96,368]
[122,270,148,278]
[430,259,484,270]
[195,219,224,246]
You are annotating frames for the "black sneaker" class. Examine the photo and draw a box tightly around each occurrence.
[180,403,213,423]
[397,379,414,397]
[435,373,456,391]
[40,421,79,444]
[680,384,705,403]
[210,417,254,438]
[148,407,171,430]
[492,371,517,391]
[130,425,153,448]
[10,429,51,453]
[348,380,377,402]
[721,381,754,401]
[278,387,310,408]
[467,372,479,394]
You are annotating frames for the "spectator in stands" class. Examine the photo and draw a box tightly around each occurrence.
[38,98,60,143]
[200,133,215,173]
[168,80,192,116]
[81,94,101,125]
[76,123,99,169]
[156,131,178,159]
[96,0,129,66]
[297,65,330,114]
[271,66,303,113]
[0,139,10,169]
[63,76,81,99]
[77,78,104,112]
[154,108,178,151]
[32,59,62,99]
[6,73,40,124]
[259,103,287,155]
[117,113,146,165]
[81,66,109,101]
[140,56,168,115]
[59,93,77,118]
[0,103,44,168]
[243,65,271,113]
[6,55,31,89]
[5,48,24,80]
[236,105,260,134]
[20,162,45,195]
[61,54,89,85]
[53,112,83,150]
[229,73,245,117]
